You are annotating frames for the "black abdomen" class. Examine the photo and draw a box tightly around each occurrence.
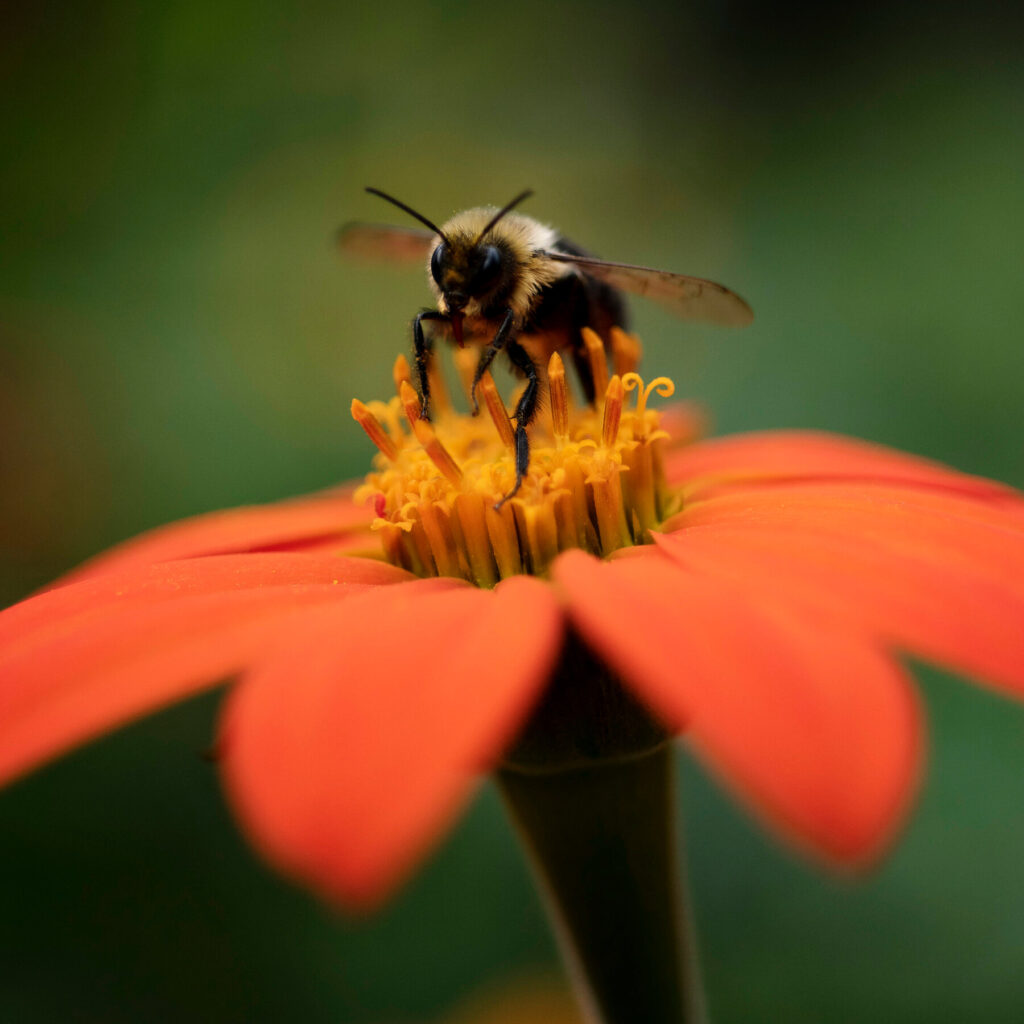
[521,237,629,402]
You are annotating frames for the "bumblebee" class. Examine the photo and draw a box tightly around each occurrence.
[338,188,753,502]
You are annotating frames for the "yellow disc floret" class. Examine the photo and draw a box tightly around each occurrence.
[352,328,681,587]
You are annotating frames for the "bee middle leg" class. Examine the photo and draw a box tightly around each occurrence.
[495,337,540,509]
[412,310,449,420]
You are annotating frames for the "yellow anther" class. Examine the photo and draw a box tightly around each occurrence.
[611,327,641,377]
[393,354,413,396]
[351,399,398,460]
[480,372,516,452]
[602,374,624,447]
[548,351,570,441]
[581,327,609,406]
[399,379,423,426]
[412,418,463,487]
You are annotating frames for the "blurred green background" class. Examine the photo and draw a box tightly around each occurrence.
[2,1,1024,1020]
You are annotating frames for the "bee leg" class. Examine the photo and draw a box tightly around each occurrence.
[470,309,516,415]
[495,337,539,510]
[413,310,448,420]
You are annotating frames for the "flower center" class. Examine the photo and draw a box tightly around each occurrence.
[352,327,681,586]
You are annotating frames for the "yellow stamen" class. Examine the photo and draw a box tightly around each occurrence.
[454,492,499,587]
[485,501,524,578]
[354,330,683,585]
[480,372,516,451]
[602,375,624,447]
[562,458,591,547]
[622,440,657,535]
[376,522,406,567]
[399,379,423,427]
[366,397,406,447]
[351,399,398,460]
[418,502,465,579]
[393,354,413,395]
[516,502,560,576]
[611,327,641,377]
[581,327,609,406]
[548,352,569,442]
[408,522,437,576]
[412,417,463,487]
[552,490,579,552]
[589,461,630,554]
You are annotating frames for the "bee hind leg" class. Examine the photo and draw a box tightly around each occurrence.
[495,337,539,510]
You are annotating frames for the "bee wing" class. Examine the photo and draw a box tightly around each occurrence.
[336,222,436,263]
[543,251,754,327]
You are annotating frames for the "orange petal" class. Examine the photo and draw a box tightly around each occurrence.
[665,430,1019,502]
[63,485,374,583]
[1,553,411,647]
[0,554,411,785]
[220,575,563,907]
[672,483,1024,585]
[655,517,1024,698]
[656,401,708,447]
[553,549,922,866]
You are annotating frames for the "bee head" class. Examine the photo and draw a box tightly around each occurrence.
[431,189,535,315]
[364,187,535,317]
[429,239,505,313]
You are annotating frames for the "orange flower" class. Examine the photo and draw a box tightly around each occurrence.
[2,332,1023,909]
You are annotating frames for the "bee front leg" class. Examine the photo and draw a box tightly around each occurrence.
[495,337,539,509]
[412,310,448,421]
[470,308,516,415]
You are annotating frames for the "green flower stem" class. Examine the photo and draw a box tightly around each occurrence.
[496,631,707,1024]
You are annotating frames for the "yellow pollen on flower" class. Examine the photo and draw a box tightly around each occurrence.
[352,329,679,585]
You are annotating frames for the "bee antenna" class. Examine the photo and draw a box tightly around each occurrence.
[365,187,449,243]
[476,189,535,243]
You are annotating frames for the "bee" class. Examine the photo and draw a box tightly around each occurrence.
[338,187,753,503]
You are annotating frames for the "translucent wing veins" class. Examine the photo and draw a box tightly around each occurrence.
[542,250,754,327]
[337,223,437,263]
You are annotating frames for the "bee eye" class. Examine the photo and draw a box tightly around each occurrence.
[430,244,446,285]
[474,245,502,289]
